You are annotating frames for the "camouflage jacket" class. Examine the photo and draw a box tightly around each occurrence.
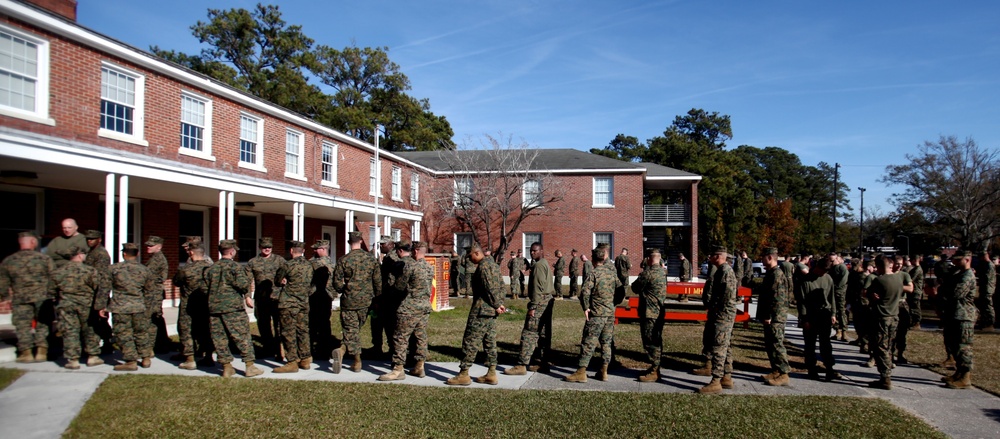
[942,268,977,322]
[311,255,335,298]
[632,264,668,319]
[332,248,381,310]
[527,257,553,311]
[0,249,55,304]
[580,263,621,317]
[395,256,433,315]
[582,260,594,282]
[84,245,111,293]
[778,261,796,296]
[46,234,88,269]
[174,259,211,299]
[756,264,789,323]
[568,256,581,276]
[910,265,925,298]
[205,258,250,314]
[276,256,313,309]
[461,253,477,274]
[680,259,692,282]
[507,257,526,277]
[109,260,153,314]
[614,255,631,280]
[470,257,504,317]
[977,260,996,300]
[53,261,102,309]
[146,251,169,286]
[381,251,403,296]
[553,256,566,276]
[705,263,738,319]
[246,253,287,299]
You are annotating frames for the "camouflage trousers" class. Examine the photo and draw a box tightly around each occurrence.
[310,291,333,360]
[254,284,281,357]
[639,301,666,367]
[12,300,53,352]
[279,307,310,362]
[177,295,213,357]
[894,305,910,358]
[850,302,870,350]
[459,314,497,369]
[143,300,161,358]
[371,298,400,354]
[113,312,149,362]
[803,310,835,371]
[518,298,554,365]
[340,308,370,357]
[554,275,564,298]
[510,276,524,298]
[834,289,848,332]
[763,320,790,374]
[567,275,577,298]
[59,303,100,360]
[978,292,995,328]
[907,290,922,328]
[944,320,974,373]
[209,311,255,364]
[392,313,429,366]
[577,315,615,368]
[707,312,736,378]
[870,315,898,378]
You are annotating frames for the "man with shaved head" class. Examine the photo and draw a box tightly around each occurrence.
[47,218,88,269]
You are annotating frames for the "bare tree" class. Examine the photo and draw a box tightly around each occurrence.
[882,136,1000,250]
[428,133,566,262]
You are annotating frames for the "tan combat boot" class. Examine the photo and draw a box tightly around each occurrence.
[446,369,472,386]
[940,355,956,369]
[140,357,151,368]
[720,373,734,389]
[941,371,960,383]
[113,361,138,371]
[946,372,972,389]
[867,377,891,390]
[221,363,235,378]
[178,356,197,370]
[638,367,660,382]
[298,356,312,370]
[692,360,712,376]
[244,361,263,377]
[564,367,588,383]
[378,365,406,381]
[760,370,780,381]
[698,378,723,394]
[16,350,33,363]
[410,360,426,378]
[766,373,790,386]
[273,361,300,373]
[332,346,345,374]
[831,330,842,341]
[595,364,609,382]
[476,366,499,385]
[65,359,80,370]
[33,347,47,363]
[86,356,104,367]
[350,354,363,373]
[503,365,527,375]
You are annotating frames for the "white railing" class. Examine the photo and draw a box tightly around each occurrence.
[643,204,691,223]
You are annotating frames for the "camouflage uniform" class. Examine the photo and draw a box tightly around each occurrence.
[846,267,871,350]
[173,259,213,357]
[614,254,631,289]
[632,263,668,368]
[84,242,113,344]
[704,263,738,379]
[518,257,553,366]
[391,256,434,367]
[246,252,286,357]
[680,258,692,282]
[53,260,105,360]
[109,259,154,361]
[309,251,335,359]
[576,263,620,367]
[205,257,255,364]
[275,255,313,362]
[568,255,582,298]
[867,271,909,378]
[46,234,88,269]
[941,268,976,373]
[908,264,925,328]
[459,256,504,369]
[461,252,476,296]
[756,262,790,374]
[507,255,526,298]
[893,270,913,361]
[332,248,381,356]
[0,249,56,353]
[796,272,836,373]
[976,259,996,327]
[144,250,169,356]
[372,250,403,353]
[553,255,566,297]
[830,261,850,333]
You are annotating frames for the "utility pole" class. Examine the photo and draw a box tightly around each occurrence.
[858,187,866,254]
[832,163,840,252]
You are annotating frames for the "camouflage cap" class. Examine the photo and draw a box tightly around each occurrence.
[396,239,413,252]
[953,250,973,258]
[144,235,163,246]
[348,231,363,243]
[121,243,139,252]
[289,240,305,249]
[17,230,37,239]
[311,239,330,249]
[711,245,728,254]
[65,246,87,257]
[84,229,102,239]
[182,236,203,249]
[469,242,483,252]
[378,235,393,244]
[259,237,273,248]
[761,247,779,256]
[219,239,239,251]
[644,248,661,257]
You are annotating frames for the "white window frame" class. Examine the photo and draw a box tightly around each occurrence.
[369,225,378,248]
[410,173,420,205]
[594,232,613,251]
[284,128,305,180]
[391,228,402,242]
[369,157,382,197]
[523,232,542,263]
[238,112,266,172]
[98,61,147,146]
[320,141,339,188]
[593,177,614,207]
[0,23,53,125]
[391,166,402,201]
[178,91,214,161]
[455,232,474,254]
[454,177,473,207]
[522,179,542,208]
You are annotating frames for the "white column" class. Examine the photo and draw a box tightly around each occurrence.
[413,220,421,242]
[292,203,300,242]
[218,191,227,246]
[104,173,116,263]
[226,192,235,239]
[383,216,390,238]
[297,203,305,241]
[117,175,128,253]
[344,209,353,254]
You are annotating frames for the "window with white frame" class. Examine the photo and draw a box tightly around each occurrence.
[594,232,613,253]
[454,177,473,207]
[321,141,337,185]
[180,92,211,155]
[239,113,263,168]
[455,232,474,255]
[285,129,304,178]
[100,63,145,141]
[369,225,378,247]
[523,232,542,262]
[410,173,420,204]
[369,157,378,196]
[391,228,401,242]
[523,179,541,208]
[593,177,614,206]
[391,166,402,201]
[0,24,50,122]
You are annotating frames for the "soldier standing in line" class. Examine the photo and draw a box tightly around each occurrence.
[143,236,168,354]
[372,236,402,358]
[731,251,744,288]
[697,246,739,394]
[107,243,154,371]
[273,241,313,373]
[309,239,335,362]
[847,259,872,354]
[553,250,566,298]
[632,248,668,382]
[796,257,842,382]
[246,237,285,361]
[172,246,213,370]
[379,241,434,381]
[0,232,55,363]
[46,218,88,269]
[614,248,631,289]
[864,254,913,390]
[975,251,996,331]
[446,243,506,386]
[692,258,719,376]
[83,230,114,354]
[935,254,957,368]
[565,247,620,383]
[52,246,105,369]
[332,232,381,373]
[941,250,977,388]
[204,240,263,378]
[506,250,522,299]
[757,248,791,386]
[892,255,915,364]
[829,253,850,342]
[504,242,554,375]
[908,254,925,330]
[460,247,476,297]
[582,254,594,286]
[449,250,460,294]
[679,253,692,282]
[568,249,582,299]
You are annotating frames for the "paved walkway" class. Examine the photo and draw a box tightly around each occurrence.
[1,304,999,438]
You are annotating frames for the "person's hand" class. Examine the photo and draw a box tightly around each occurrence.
[764,319,771,325]
[245,296,254,308]
[584,309,591,321]
[496,305,507,314]
[98,309,108,318]
[528,309,536,317]
[831,316,837,325]
[281,278,287,286]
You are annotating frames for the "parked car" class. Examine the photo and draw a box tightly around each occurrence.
[751,262,764,278]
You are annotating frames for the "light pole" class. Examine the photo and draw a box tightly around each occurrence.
[899,234,910,258]
[832,163,840,252]
[858,187,866,254]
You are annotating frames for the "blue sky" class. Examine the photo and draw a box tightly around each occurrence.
[79,0,1000,214]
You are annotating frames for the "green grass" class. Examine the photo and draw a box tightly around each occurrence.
[65,375,945,439]
[0,368,24,391]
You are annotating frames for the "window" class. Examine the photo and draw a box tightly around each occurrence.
[178,208,207,265]
[523,232,542,262]
[369,157,379,196]
[285,129,304,178]
[391,166,402,201]
[239,113,264,170]
[454,178,473,207]
[0,24,50,123]
[179,93,212,158]
[593,177,614,206]
[523,179,541,208]
[455,232,474,255]
[391,228,401,242]
[237,214,260,262]
[594,232,613,252]
[368,225,378,248]
[321,141,338,186]
[0,186,43,258]
[99,63,145,143]
[410,173,420,204]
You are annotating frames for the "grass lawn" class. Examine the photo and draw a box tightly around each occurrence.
[0,367,24,391]
[65,375,946,439]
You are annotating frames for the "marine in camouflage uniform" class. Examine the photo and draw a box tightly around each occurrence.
[632,248,668,382]
[273,241,313,372]
[568,250,582,299]
[698,246,739,394]
[941,251,977,388]
[246,237,286,359]
[379,241,434,381]
[907,255,925,329]
[0,232,56,363]
[614,248,631,289]
[846,260,872,353]
[52,246,106,368]
[205,240,262,378]
[829,254,850,340]
[504,243,554,375]
[756,248,791,385]
[460,249,477,297]
[108,243,154,370]
[796,257,840,381]
[143,236,169,357]
[507,251,526,298]
[892,257,914,364]
[552,251,566,298]
[446,244,505,385]
[309,239,335,361]
[975,252,996,330]
[372,236,402,355]
[564,248,621,383]
[864,255,911,389]
[680,255,692,282]
[83,230,114,350]
[332,232,381,372]
[46,218,88,270]
[172,246,214,368]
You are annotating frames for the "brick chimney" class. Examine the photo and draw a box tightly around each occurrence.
[22,0,77,21]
